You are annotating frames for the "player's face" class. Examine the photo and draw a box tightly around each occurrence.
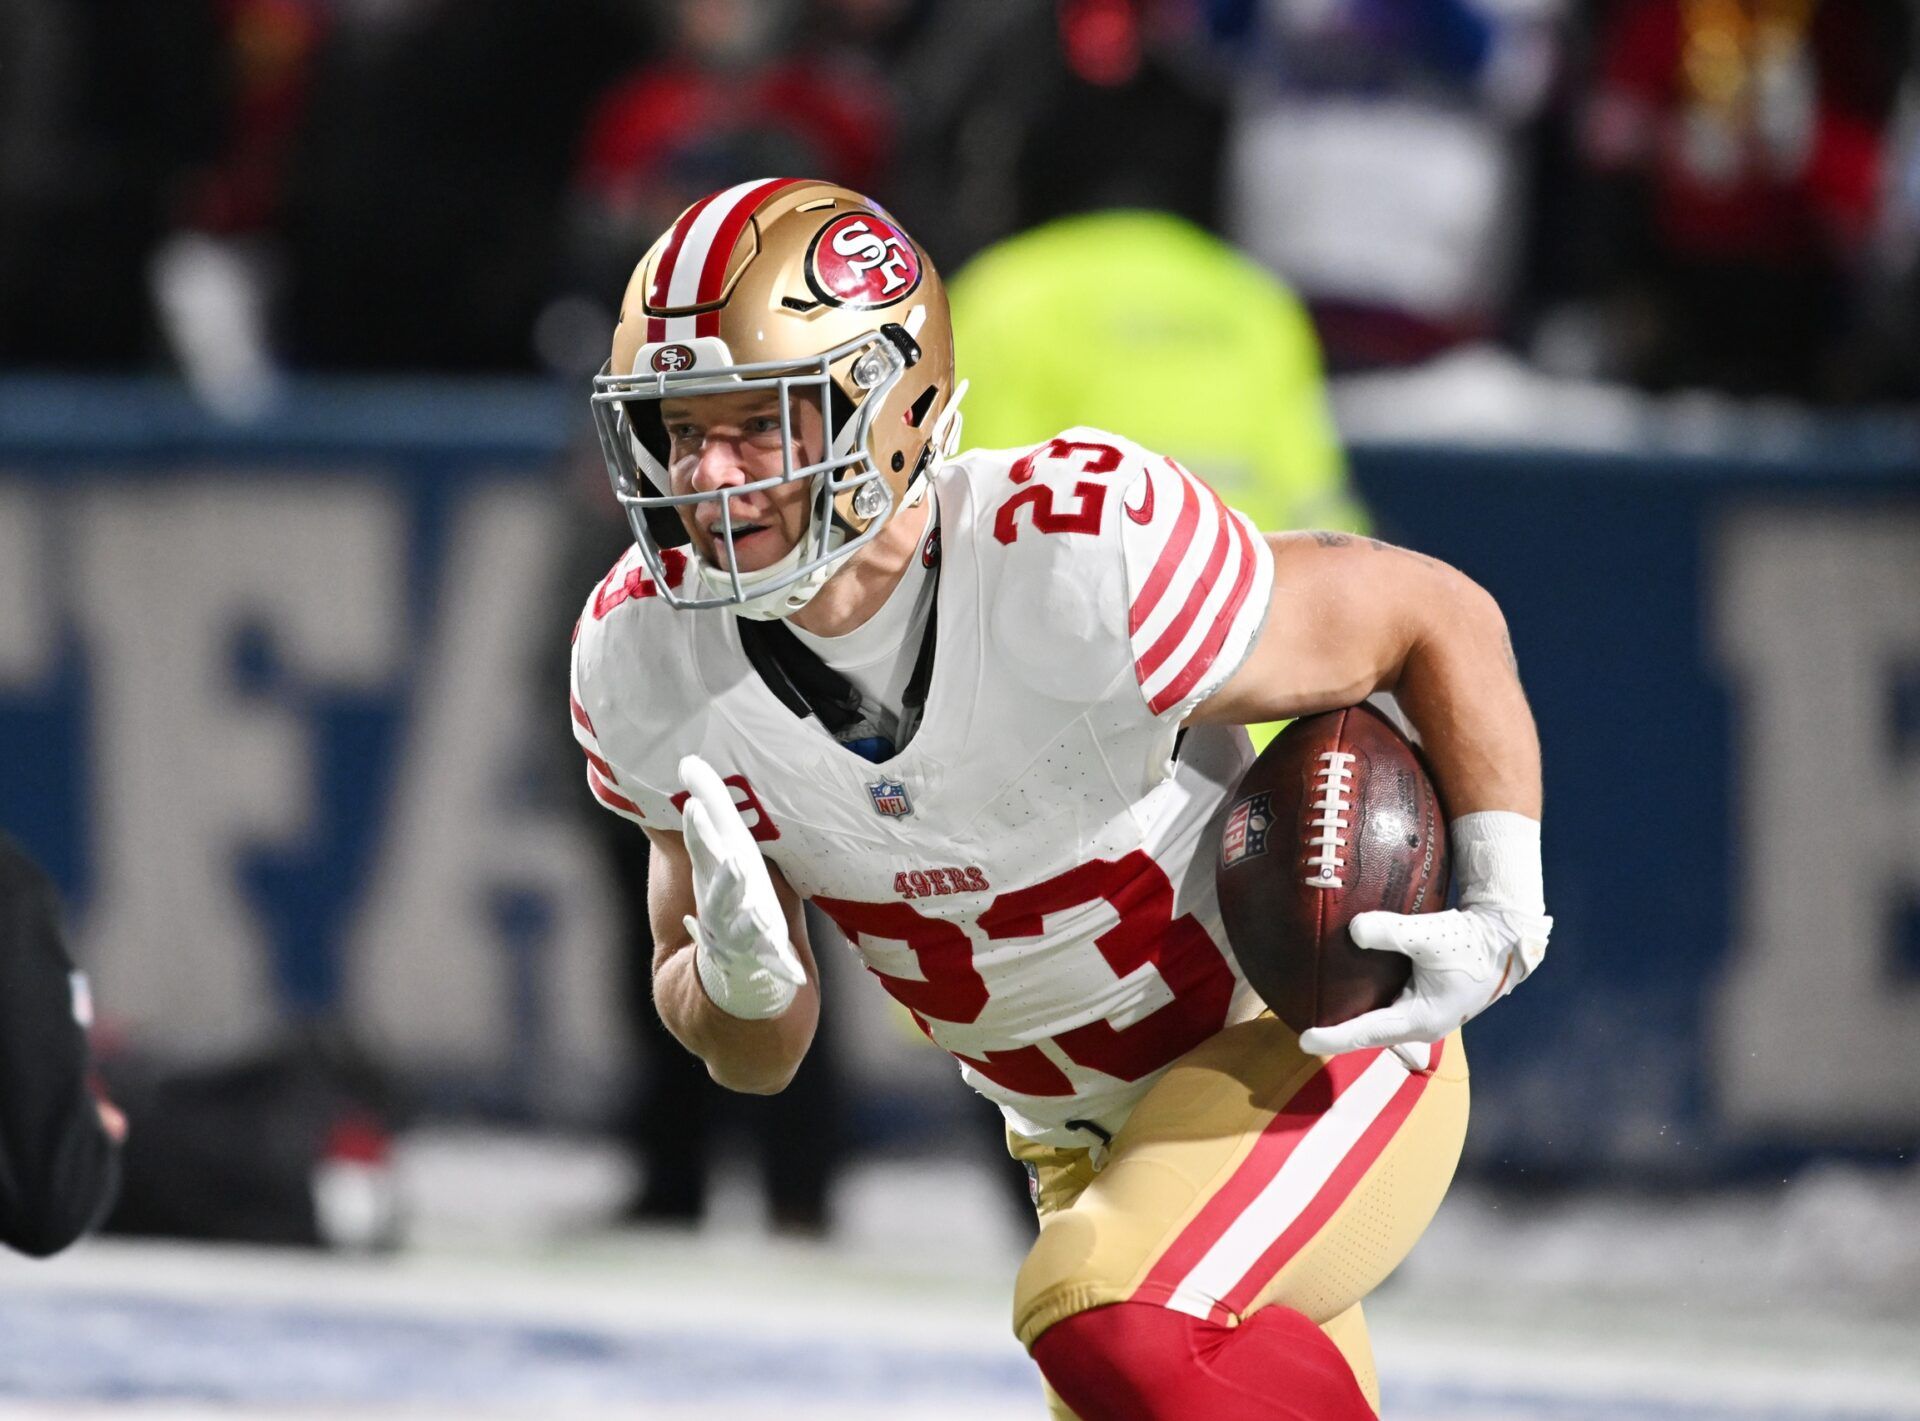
[660,389,824,573]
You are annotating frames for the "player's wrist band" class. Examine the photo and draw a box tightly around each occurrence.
[1448,811,1545,916]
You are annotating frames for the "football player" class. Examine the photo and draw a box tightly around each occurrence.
[570,180,1551,1419]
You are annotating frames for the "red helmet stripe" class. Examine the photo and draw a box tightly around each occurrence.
[647,189,722,311]
[690,178,805,336]
[694,176,805,308]
[650,178,804,336]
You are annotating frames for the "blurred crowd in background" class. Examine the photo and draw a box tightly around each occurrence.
[3,0,1918,408]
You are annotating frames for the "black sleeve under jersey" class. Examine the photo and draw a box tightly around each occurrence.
[0,832,119,1257]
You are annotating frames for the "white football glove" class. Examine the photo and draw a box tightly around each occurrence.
[678,755,805,1020]
[1298,812,1551,1065]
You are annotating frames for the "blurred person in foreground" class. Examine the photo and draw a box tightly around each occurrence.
[0,832,125,1257]
[567,180,1552,1417]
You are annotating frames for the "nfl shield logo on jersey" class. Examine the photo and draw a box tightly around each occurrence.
[1221,792,1272,868]
[867,778,913,818]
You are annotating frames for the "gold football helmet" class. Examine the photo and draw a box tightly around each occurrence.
[591,178,961,618]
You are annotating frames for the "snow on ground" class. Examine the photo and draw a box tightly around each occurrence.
[3,1130,1917,1420]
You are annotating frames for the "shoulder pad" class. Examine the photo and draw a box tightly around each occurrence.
[967,429,1151,704]
[964,429,1272,720]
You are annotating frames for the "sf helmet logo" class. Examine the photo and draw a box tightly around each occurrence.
[808,213,921,308]
[649,343,695,373]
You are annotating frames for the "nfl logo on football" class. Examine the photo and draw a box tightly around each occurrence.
[1221,792,1272,868]
[867,778,912,818]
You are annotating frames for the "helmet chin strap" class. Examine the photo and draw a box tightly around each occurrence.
[928,378,967,467]
[697,520,849,621]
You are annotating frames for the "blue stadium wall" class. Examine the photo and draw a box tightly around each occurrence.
[2,378,1916,1180]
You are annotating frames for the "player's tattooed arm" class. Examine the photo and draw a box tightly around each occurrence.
[1311,529,1450,572]
[1190,529,1540,819]
[644,823,820,1095]
[1342,534,1520,677]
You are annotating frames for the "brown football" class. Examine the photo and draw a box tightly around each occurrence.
[1215,703,1450,1034]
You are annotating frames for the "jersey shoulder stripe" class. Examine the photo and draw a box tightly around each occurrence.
[1132,464,1231,682]
[1120,457,1273,720]
[587,762,644,820]
[1127,467,1203,636]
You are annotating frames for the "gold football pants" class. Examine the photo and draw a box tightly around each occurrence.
[1010,1017,1469,1417]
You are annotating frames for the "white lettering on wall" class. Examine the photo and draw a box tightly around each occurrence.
[345,485,622,1114]
[73,480,404,1060]
[1712,506,1920,1134]
[0,482,50,682]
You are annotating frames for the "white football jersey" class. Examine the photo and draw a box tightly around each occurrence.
[570,428,1277,1147]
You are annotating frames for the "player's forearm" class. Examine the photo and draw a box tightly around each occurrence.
[653,941,819,1094]
[1392,576,1542,821]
